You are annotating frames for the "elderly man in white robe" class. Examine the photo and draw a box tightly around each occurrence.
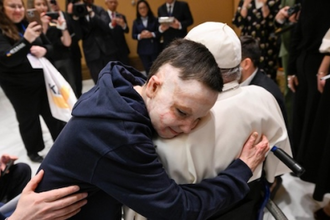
[125,22,292,220]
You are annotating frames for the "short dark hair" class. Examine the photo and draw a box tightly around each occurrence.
[240,36,261,68]
[148,39,223,92]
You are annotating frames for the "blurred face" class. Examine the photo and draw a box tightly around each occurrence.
[34,0,48,13]
[138,2,148,17]
[146,64,218,139]
[166,0,174,3]
[105,0,117,11]
[48,0,59,11]
[3,0,25,23]
[84,0,94,6]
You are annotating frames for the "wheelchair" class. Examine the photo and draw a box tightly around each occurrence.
[206,146,304,220]
[257,146,305,220]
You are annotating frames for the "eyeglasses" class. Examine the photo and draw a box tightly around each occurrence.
[5,4,24,10]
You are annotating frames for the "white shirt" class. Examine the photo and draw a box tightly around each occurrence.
[166,2,175,15]
[240,68,258,87]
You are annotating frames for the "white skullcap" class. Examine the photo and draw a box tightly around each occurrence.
[185,22,241,69]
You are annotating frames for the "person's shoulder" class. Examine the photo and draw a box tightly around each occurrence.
[252,71,280,90]
[93,4,106,12]
[243,84,275,99]
[158,2,166,8]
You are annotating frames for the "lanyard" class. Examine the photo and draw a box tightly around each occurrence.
[19,23,26,38]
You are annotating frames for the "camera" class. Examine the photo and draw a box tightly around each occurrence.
[50,0,57,5]
[73,3,88,17]
[287,3,301,17]
[45,11,59,20]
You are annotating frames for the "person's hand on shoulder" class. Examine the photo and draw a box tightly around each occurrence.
[8,170,88,220]
[239,132,270,172]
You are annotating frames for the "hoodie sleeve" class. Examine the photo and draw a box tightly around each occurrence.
[94,139,252,220]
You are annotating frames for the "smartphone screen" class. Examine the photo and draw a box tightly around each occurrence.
[26,8,42,26]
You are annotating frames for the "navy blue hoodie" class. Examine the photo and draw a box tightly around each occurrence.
[36,62,252,220]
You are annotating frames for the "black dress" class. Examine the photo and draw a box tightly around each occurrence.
[305,71,330,201]
[286,0,330,185]
[232,0,281,80]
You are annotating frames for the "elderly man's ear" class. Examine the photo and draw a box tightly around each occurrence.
[145,75,162,98]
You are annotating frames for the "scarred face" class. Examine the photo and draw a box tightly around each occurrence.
[145,64,218,139]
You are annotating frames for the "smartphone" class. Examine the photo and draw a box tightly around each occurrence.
[1,160,14,177]
[26,8,42,25]
[287,4,301,17]
[45,11,59,20]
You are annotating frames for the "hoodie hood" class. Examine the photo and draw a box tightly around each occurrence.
[72,62,148,124]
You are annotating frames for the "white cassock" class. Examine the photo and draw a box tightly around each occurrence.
[124,81,292,220]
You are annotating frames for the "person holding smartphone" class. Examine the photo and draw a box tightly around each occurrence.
[0,154,31,204]
[27,0,77,96]
[0,0,66,163]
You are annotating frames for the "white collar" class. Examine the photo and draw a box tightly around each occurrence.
[240,68,258,87]
[222,80,240,92]
[218,81,241,100]
[166,1,175,7]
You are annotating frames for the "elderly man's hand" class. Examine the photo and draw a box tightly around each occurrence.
[239,132,270,172]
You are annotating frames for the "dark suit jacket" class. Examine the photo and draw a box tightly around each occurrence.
[250,69,289,128]
[158,0,193,47]
[73,5,117,63]
[132,16,161,55]
[109,12,130,59]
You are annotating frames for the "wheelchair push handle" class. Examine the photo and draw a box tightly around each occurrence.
[271,146,305,177]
